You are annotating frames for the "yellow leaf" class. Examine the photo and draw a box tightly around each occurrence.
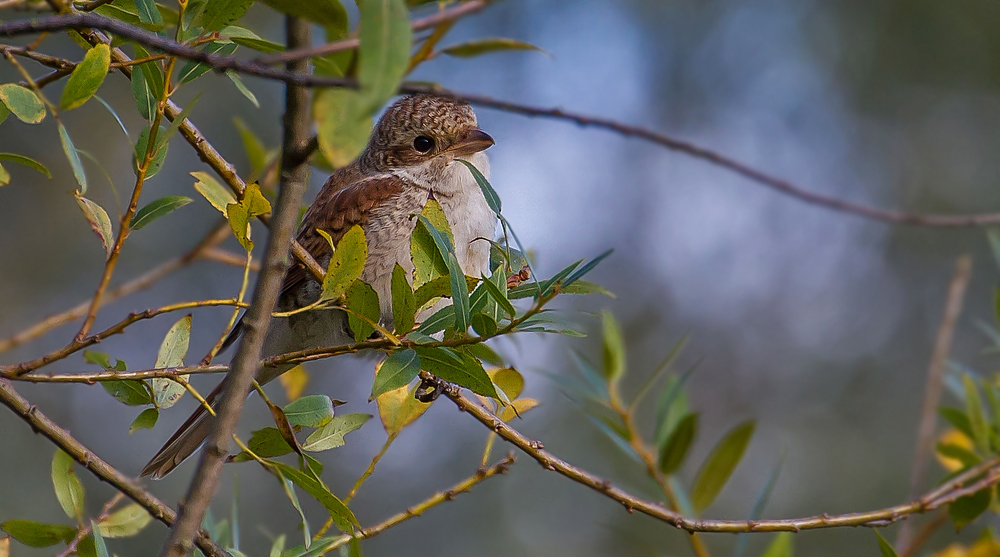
[280,365,309,401]
[936,428,975,472]
[499,398,539,422]
[489,367,524,400]
[376,360,430,436]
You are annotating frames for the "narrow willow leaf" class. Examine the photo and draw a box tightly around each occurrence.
[411,203,452,288]
[601,310,626,384]
[51,450,85,521]
[232,428,293,461]
[269,534,286,557]
[691,420,756,512]
[233,117,268,178]
[192,171,236,214]
[103,380,153,406]
[129,407,159,433]
[91,520,110,557]
[563,248,613,289]
[261,0,348,30]
[448,252,470,333]
[179,42,238,84]
[345,280,380,343]
[315,88,371,168]
[949,487,992,531]
[377,382,431,436]
[0,153,51,178]
[60,123,87,192]
[151,315,191,409]
[457,159,500,215]
[414,346,498,398]
[74,194,113,259]
[130,46,162,120]
[415,304,454,336]
[657,412,698,475]
[390,264,416,335]
[0,520,76,547]
[159,92,201,146]
[267,461,359,532]
[135,0,163,26]
[963,374,990,455]
[371,350,420,400]
[875,531,899,557]
[357,0,411,112]
[133,126,168,178]
[97,504,152,538]
[319,225,368,302]
[222,26,285,54]
[760,532,792,557]
[284,395,335,428]
[131,196,192,230]
[303,413,372,451]
[439,38,547,58]
[61,44,110,110]
[470,313,497,337]
[0,100,9,125]
[480,273,515,318]
[200,0,252,31]
[226,71,259,108]
[0,162,8,185]
[0,84,45,124]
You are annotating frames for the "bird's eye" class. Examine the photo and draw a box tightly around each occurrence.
[413,136,435,153]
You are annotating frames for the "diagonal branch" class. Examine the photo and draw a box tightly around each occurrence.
[0,378,228,557]
[157,16,314,557]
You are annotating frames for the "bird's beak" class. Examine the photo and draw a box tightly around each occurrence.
[450,128,495,156]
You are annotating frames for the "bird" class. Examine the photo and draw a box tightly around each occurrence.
[140,94,497,478]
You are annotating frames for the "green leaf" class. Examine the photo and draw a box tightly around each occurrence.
[226,71,259,108]
[601,310,626,384]
[60,123,87,192]
[345,280,380,343]
[261,0,348,30]
[371,349,420,400]
[97,503,152,538]
[940,406,975,439]
[658,412,698,475]
[0,153,51,178]
[559,280,615,297]
[315,88,371,168]
[129,407,159,433]
[303,413,372,451]
[233,427,293,460]
[131,196,192,230]
[357,0,411,112]
[269,534,286,557]
[192,171,237,214]
[284,395,335,428]
[0,100,9,125]
[690,420,756,512]
[130,46,163,120]
[233,117,268,178]
[0,162,8,186]
[963,374,990,454]
[761,532,793,557]
[0,520,76,547]
[448,252,470,333]
[470,313,497,337]
[875,531,898,557]
[103,380,153,406]
[415,304,454,336]
[51,450,85,521]
[61,44,110,110]
[91,520,110,557]
[222,26,285,54]
[200,0,252,31]
[179,42,238,84]
[391,264,416,335]
[457,159,500,215]
[150,315,191,409]
[563,249,613,289]
[75,194,113,259]
[319,225,368,302]
[227,182,272,251]
[0,84,45,124]
[949,487,992,530]
[413,346,498,398]
[439,38,546,58]
[133,125,168,179]
[414,275,474,309]
[479,272,515,318]
[159,93,201,146]
[135,0,163,26]
[268,461,359,532]
[411,201,452,288]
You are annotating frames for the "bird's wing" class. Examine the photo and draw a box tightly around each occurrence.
[219,173,408,353]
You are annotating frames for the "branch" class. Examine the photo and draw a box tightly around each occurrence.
[896,255,973,548]
[444,385,1000,533]
[254,0,489,66]
[9,364,229,383]
[0,378,228,557]
[158,16,314,557]
[5,16,1000,227]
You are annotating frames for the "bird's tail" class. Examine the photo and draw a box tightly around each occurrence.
[139,379,226,479]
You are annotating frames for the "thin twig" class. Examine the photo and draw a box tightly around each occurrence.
[56,492,125,557]
[0,378,228,557]
[445,386,1000,533]
[254,0,489,66]
[158,16,314,557]
[312,453,516,553]
[896,256,972,549]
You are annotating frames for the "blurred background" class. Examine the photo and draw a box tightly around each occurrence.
[3,0,1000,555]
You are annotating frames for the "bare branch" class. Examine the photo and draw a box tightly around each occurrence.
[0,378,228,557]
[158,16,314,557]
